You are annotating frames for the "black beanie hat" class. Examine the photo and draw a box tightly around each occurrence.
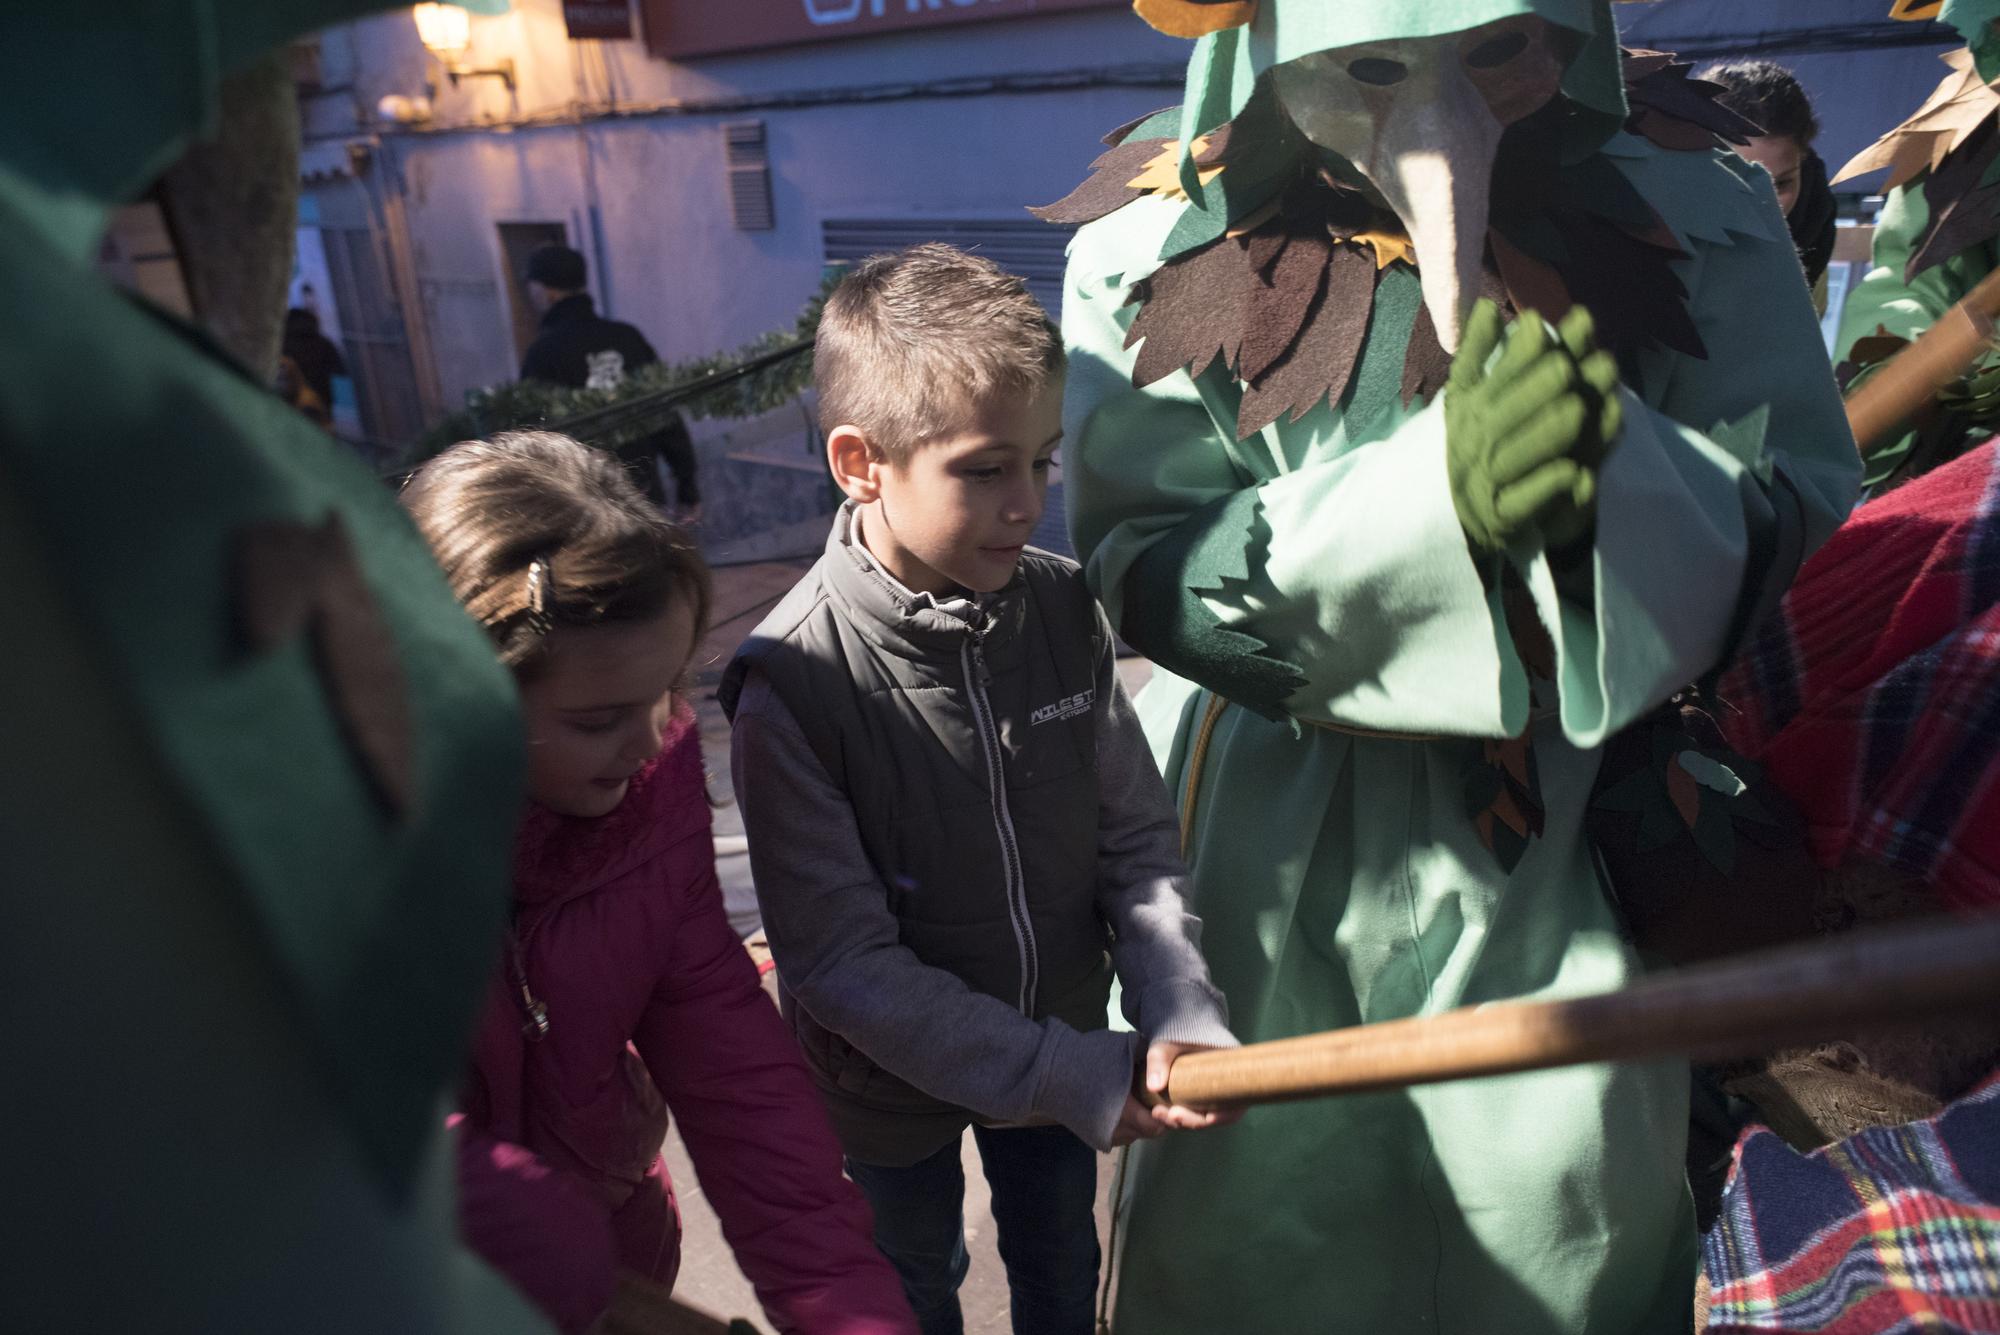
[525,244,587,291]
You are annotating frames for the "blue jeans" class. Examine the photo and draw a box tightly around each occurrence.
[846,1124,1100,1335]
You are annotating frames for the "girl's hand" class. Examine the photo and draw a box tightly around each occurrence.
[1142,1041,1244,1131]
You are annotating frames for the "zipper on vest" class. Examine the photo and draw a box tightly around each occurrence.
[962,624,1039,1016]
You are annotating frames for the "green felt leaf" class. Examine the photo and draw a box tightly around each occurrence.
[1464,753,1505,814]
[1690,789,1738,872]
[1492,823,1529,874]
[1676,748,1747,798]
[1726,784,1780,827]
[1592,765,1655,813]
[1706,405,1772,483]
[1638,802,1682,852]
[1121,484,1307,721]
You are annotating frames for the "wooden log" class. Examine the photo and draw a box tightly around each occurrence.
[1163,913,2000,1110]
[1846,266,2000,454]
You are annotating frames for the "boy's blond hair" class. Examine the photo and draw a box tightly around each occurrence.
[814,243,1065,464]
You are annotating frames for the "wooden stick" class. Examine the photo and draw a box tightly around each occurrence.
[1164,913,2000,1110]
[1846,266,2000,455]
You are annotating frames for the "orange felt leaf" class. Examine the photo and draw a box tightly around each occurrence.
[1836,51,2000,190]
[1351,227,1416,270]
[1134,0,1257,38]
[1666,756,1703,831]
[1127,137,1223,201]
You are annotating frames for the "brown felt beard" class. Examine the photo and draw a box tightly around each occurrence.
[1270,16,1565,352]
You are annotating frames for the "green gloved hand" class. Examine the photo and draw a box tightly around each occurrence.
[1445,299,1624,555]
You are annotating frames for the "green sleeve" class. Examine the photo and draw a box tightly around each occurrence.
[1835,183,1992,358]
[1063,180,1859,747]
[1528,213,1860,748]
[1834,183,1997,484]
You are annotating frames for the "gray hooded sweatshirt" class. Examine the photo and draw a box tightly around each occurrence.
[722,504,1235,1166]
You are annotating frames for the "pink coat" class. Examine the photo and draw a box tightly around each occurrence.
[456,711,914,1334]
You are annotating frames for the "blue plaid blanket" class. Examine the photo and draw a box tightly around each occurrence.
[1704,1072,2000,1332]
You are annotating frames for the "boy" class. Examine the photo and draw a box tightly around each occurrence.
[720,244,1237,1335]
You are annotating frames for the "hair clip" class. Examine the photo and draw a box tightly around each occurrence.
[523,557,554,639]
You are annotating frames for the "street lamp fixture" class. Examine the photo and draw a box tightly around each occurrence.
[412,3,514,92]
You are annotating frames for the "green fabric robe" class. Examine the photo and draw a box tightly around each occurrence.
[1063,132,1859,1334]
[1,5,544,1329]
[1835,182,1999,489]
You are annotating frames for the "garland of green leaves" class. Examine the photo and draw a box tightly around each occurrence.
[402,274,837,468]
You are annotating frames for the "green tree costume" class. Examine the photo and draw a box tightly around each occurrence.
[1834,0,2000,490]
[0,5,546,1330]
[1049,3,1860,1329]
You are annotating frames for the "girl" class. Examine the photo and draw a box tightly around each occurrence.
[403,432,915,1335]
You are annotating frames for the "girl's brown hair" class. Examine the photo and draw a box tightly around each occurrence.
[401,431,711,674]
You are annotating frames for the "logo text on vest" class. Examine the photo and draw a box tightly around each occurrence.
[1030,689,1095,726]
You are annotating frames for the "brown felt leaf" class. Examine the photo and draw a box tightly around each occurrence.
[1622,50,1759,148]
[1401,301,1452,406]
[1242,226,1332,385]
[1227,197,1284,240]
[1620,49,1676,82]
[1836,51,1998,191]
[1029,138,1172,224]
[1911,110,2000,279]
[235,516,415,820]
[1104,106,1178,147]
[1491,231,1574,325]
[1127,238,1249,388]
[1551,211,1702,362]
[1235,243,1376,436]
[1667,756,1703,830]
[1629,107,1722,153]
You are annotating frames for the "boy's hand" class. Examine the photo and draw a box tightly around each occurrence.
[1140,1041,1244,1132]
[1445,299,1623,555]
[1111,1093,1169,1148]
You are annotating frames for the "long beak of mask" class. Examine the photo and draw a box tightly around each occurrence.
[1273,23,1562,353]
[1358,68,1501,353]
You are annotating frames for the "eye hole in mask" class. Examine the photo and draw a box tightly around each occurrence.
[1466,29,1530,69]
[1347,56,1408,86]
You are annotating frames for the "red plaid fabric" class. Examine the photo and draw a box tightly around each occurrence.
[1718,441,2000,909]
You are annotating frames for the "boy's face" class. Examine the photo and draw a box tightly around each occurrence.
[516,600,698,818]
[856,380,1064,597]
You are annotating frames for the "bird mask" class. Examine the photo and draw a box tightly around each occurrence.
[1139,0,1633,352]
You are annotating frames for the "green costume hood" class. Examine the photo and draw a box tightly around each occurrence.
[1171,0,1631,183]
[0,0,505,260]
[1941,0,2000,80]
[1153,0,1637,349]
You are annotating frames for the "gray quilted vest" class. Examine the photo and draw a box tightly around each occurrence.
[720,507,1111,1163]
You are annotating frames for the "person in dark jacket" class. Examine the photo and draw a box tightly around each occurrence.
[282,307,346,409]
[520,244,700,520]
[1700,60,1839,303]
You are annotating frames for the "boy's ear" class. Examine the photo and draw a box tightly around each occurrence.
[826,424,883,503]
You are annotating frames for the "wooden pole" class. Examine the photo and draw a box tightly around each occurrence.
[1163,913,2000,1110]
[1845,267,2000,455]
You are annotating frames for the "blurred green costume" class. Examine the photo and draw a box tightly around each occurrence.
[1835,0,2000,490]
[0,5,546,1330]
[1049,2,1860,1329]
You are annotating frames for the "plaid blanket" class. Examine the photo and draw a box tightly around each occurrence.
[1704,1072,2000,1333]
[1718,441,2000,909]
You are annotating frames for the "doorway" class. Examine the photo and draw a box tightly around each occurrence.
[497,221,571,364]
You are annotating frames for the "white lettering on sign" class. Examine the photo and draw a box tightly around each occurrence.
[1030,688,1095,727]
[805,0,994,26]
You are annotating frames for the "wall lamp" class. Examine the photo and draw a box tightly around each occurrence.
[413,3,515,92]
